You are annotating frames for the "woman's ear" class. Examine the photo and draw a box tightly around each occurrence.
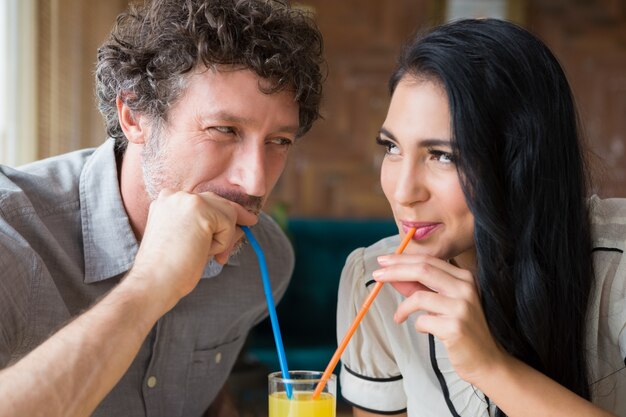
[116,95,146,144]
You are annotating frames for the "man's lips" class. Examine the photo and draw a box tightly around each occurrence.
[401,221,441,240]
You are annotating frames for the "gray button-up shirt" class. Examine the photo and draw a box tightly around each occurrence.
[0,139,294,417]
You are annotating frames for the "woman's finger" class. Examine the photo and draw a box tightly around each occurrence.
[393,290,456,323]
[388,280,432,298]
[412,313,453,337]
[373,261,475,299]
[378,253,475,284]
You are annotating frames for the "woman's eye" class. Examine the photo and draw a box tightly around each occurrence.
[268,137,294,147]
[376,136,400,156]
[429,149,454,164]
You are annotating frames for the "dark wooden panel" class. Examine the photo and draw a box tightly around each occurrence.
[267,0,436,217]
[36,0,626,215]
[528,0,626,197]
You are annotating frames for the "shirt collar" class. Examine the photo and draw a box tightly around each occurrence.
[80,140,137,283]
[79,139,238,284]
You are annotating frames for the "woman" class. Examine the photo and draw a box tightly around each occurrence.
[337,19,625,417]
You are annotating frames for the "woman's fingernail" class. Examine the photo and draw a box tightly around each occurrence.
[377,256,390,265]
[372,269,384,279]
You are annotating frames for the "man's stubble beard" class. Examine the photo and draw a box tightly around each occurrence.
[140,128,263,257]
[141,126,179,201]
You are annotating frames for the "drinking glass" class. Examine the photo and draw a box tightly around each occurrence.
[268,370,336,417]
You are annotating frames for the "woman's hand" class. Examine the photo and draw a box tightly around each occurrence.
[373,254,618,417]
[373,254,505,385]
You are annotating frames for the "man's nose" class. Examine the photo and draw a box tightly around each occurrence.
[229,142,267,197]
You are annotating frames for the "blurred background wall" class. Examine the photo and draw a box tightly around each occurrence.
[9,0,626,217]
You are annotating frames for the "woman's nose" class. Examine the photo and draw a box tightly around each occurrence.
[394,160,429,206]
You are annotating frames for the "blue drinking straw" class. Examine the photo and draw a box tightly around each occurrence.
[241,226,292,398]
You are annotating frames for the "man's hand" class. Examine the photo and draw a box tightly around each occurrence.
[129,189,258,312]
[0,189,258,417]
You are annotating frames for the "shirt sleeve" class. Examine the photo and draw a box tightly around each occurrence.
[336,247,407,414]
[611,251,626,363]
[0,229,36,368]
[590,196,626,364]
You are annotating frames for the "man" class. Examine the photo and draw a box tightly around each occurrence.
[0,0,324,416]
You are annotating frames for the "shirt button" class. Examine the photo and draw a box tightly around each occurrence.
[215,352,222,364]
[147,376,157,388]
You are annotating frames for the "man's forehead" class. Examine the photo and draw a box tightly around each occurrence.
[192,63,295,96]
[178,67,296,113]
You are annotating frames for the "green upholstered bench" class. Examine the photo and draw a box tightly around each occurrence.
[246,217,397,373]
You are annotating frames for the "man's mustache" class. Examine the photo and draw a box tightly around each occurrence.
[211,189,263,215]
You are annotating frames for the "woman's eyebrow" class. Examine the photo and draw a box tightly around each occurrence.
[379,127,451,147]
[379,126,396,140]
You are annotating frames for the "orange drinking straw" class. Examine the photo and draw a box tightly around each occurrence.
[312,227,417,399]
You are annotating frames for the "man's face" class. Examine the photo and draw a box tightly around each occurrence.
[141,67,300,215]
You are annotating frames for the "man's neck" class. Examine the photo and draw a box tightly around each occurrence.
[118,143,151,240]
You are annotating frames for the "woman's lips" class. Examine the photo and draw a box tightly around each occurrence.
[401,222,441,241]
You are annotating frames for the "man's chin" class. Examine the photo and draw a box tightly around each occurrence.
[226,236,248,259]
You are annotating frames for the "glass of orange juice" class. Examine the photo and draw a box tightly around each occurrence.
[268,370,336,417]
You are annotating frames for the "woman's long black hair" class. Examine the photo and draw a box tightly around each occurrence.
[390,19,594,415]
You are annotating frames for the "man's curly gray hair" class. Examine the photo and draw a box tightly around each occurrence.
[95,0,325,152]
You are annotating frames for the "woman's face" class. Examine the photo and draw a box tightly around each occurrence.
[379,76,476,269]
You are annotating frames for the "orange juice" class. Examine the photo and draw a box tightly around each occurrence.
[269,391,335,417]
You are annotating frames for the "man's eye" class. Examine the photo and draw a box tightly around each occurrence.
[212,126,235,134]
[269,137,294,147]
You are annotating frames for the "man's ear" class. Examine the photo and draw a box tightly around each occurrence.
[116,96,146,145]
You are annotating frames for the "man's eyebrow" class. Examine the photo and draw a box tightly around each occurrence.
[379,126,451,147]
[203,111,299,134]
